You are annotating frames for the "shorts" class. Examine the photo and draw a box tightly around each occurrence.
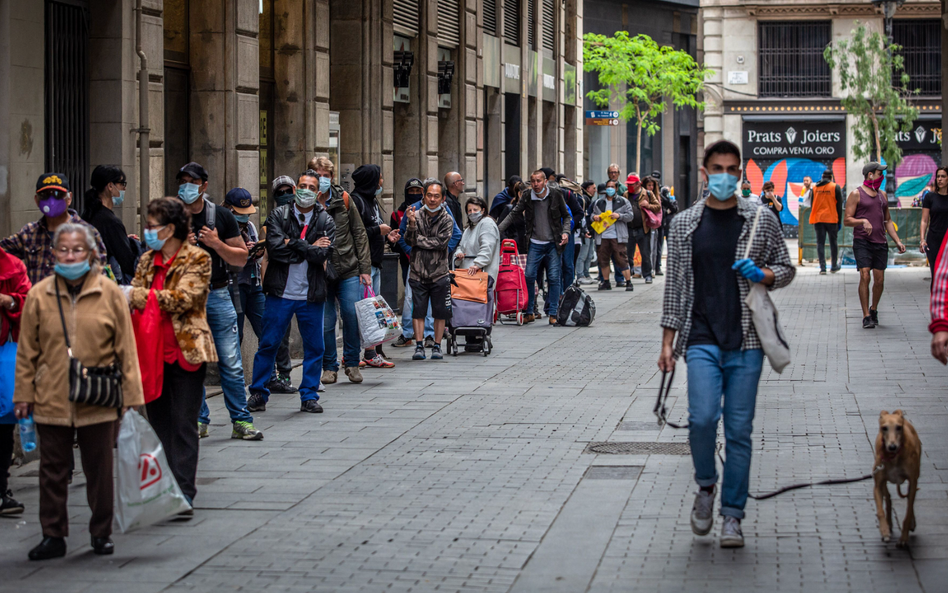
[410,276,452,320]
[597,238,630,273]
[853,238,888,270]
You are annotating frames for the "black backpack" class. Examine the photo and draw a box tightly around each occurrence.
[557,285,596,327]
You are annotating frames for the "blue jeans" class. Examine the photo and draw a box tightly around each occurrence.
[686,345,765,519]
[525,242,561,315]
[577,237,595,278]
[239,283,291,376]
[401,280,434,339]
[199,288,252,425]
[560,237,575,293]
[250,296,325,403]
[324,276,362,371]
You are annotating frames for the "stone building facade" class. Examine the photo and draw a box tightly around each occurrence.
[0,0,583,239]
[700,0,944,232]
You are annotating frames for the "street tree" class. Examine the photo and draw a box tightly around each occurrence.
[582,31,711,175]
[823,23,919,168]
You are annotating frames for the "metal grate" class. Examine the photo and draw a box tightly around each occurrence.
[437,0,460,48]
[585,442,692,455]
[483,0,497,36]
[541,0,554,51]
[45,0,90,211]
[527,0,535,49]
[503,0,520,46]
[758,21,831,98]
[394,0,420,37]
[892,19,942,96]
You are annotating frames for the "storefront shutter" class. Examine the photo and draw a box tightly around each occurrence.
[483,0,497,37]
[438,0,460,48]
[394,0,420,37]
[503,0,520,46]
[527,0,535,49]
[541,0,554,51]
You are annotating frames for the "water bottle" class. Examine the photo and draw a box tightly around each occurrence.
[18,416,36,453]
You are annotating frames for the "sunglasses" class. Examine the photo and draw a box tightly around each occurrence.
[38,189,68,200]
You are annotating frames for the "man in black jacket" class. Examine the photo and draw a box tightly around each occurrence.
[443,171,465,226]
[248,170,335,414]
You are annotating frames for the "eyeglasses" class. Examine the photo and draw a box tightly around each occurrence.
[56,246,89,256]
[144,223,167,231]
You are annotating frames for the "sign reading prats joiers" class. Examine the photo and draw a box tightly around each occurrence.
[742,120,847,159]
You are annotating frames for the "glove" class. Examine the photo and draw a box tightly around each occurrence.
[732,258,765,283]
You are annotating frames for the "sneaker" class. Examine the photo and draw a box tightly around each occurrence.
[578,277,594,285]
[247,393,267,412]
[0,490,24,515]
[720,516,744,548]
[625,283,634,292]
[523,314,535,323]
[655,270,664,276]
[830,266,841,273]
[632,273,642,279]
[820,269,827,275]
[317,383,325,392]
[413,344,426,360]
[343,358,367,368]
[231,421,264,441]
[268,372,297,394]
[392,335,414,347]
[644,277,653,284]
[424,336,436,349]
[691,486,715,536]
[615,279,627,287]
[430,345,443,360]
[198,422,209,439]
[548,317,558,326]
[863,316,876,329]
[300,400,323,413]
[345,366,363,383]
[870,308,879,326]
[321,370,338,385]
[364,354,395,368]
[598,281,612,291]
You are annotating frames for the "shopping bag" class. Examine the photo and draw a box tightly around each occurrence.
[449,269,490,304]
[114,410,191,533]
[590,211,617,235]
[354,286,402,350]
[743,207,791,374]
[0,341,16,419]
[644,207,663,230]
[131,290,164,404]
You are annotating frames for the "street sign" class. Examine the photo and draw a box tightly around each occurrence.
[585,118,620,126]
[586,110,618,119]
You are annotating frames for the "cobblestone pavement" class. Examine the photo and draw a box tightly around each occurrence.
[1,263,946,593]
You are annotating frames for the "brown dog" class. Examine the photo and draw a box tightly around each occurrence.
[873,410,921,547]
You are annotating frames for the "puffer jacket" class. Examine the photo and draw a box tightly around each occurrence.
[405,208,454,283]
[263,202,335,302]
[15,272,144,427]
[324,184,371,280]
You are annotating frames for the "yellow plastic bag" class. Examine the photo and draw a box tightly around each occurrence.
[591,211,617,235]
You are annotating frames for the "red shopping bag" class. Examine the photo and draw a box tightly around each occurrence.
[132,290,165,404]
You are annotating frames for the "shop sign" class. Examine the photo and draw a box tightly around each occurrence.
[895,121,942,151]
[742,119,846,159]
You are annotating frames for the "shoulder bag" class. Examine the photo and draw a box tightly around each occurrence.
[743,207,791,373]
[55,279,124,408]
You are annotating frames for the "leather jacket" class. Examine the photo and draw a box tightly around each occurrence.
[262,203,336,303]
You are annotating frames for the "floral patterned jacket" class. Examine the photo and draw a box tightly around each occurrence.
[129,243,217,365]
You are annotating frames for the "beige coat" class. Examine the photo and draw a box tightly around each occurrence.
[15,272,144,427]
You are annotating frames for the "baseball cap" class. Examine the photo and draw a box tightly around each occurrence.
[224,187,256,215]
[271,175,296,192]
[176,162,208,181]
[651,170,662,181]
[596,183,607,194]
[626,173,641,185]
[36,172,70,193]
[540,167,555,179]
[862,162,887,177]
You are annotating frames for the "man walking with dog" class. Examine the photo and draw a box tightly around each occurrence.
[658,140,795,548]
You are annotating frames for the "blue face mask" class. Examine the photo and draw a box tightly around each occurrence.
[112,190,125,206]
[234,213,250,224]
[55,260,90,280]
[144,227,167,251]
[318,177,332,194]
[605,187,616,197]
[707,173,739,201]
[375,186,384,197]
[423,203,443,213]
[178,182,202,204]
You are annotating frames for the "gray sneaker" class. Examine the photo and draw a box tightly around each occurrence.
[720,516,744,548]
[690,486,715,535]
[198,422,209,439]
[321,370,338,385]
[231,421,264,441]
[247,392,266,412]
[345,366,363,383]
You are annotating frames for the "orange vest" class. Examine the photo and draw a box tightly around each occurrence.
[809,182,839,224]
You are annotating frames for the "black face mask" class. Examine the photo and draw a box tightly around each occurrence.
[274,189,295,206]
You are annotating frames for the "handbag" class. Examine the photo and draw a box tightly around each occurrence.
[643,205,663,230]
[743,207,792,373]
[449,268,490,304]
[55,279,124,408]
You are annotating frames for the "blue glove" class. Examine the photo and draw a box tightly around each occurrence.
[732,258,765,283]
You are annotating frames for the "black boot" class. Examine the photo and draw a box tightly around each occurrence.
[92,537,114,555]
[28,536,66,561]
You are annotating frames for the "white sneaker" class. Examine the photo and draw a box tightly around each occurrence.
[720,516,744,548]
[690,486,715,535]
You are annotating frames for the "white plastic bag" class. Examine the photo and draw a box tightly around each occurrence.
[354,286,401,349]
[744,207,791,374]
[114,410,192,533]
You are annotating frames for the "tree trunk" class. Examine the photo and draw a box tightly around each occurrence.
[635,113,643,176]
[870,110,882,162]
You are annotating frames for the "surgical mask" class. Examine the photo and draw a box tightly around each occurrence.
[234,213,250,224]
[39,196,68,218]
[423,203,442,213]
[605,187,616,197]
[741,189,751,197]
[178,182,202,204]
[295,188,317,208]
[468,211,483,225]
[865,176,884,190]
[318,176,332,194]
[54,260,90,280]
[375,186,384,197]
[707,173,739,201]
[113,190,125,206]
[274,190,295,207]
[144,227,167,251]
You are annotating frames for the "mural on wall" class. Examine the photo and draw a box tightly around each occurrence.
[745,157,847,226]
[893,153,940,207]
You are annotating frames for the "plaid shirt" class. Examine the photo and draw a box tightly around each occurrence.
[661,197,795,359]
[0,211,108,285]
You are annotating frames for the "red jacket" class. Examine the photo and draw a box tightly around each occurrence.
[930,238,948,334]
[0,247,31,342]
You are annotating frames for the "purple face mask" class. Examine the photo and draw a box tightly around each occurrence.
[39,196,68,218]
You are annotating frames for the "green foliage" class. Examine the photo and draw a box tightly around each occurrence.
[582,31,712,172]
[823,23,919,167]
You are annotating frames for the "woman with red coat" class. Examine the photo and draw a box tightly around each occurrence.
[0,246,31,515]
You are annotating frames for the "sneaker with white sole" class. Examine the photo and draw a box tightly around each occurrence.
[231,421,264,441]
[198,422,209,439]
[690,486,715,535]
[364,354,395,368]
[720,516,744,548]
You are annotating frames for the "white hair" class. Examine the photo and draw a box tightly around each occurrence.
[53,223,101,270]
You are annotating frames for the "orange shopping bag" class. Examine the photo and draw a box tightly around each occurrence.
[450,269,490,303]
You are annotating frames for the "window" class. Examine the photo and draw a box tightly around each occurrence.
[394,0,420,38]
[503,0,520,46]
[893,19,942,96]
[438,0,460,48]
[483,0,497,37]
[758,21,831,98]
[541,0,554,52]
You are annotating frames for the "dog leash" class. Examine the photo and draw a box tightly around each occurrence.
[652,370,876,500]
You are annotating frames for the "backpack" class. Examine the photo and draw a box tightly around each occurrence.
[556,285,596,327]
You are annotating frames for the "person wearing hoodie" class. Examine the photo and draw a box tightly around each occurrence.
[490,175,521,220]
[391,179,431,348]
[350,164,398,368]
